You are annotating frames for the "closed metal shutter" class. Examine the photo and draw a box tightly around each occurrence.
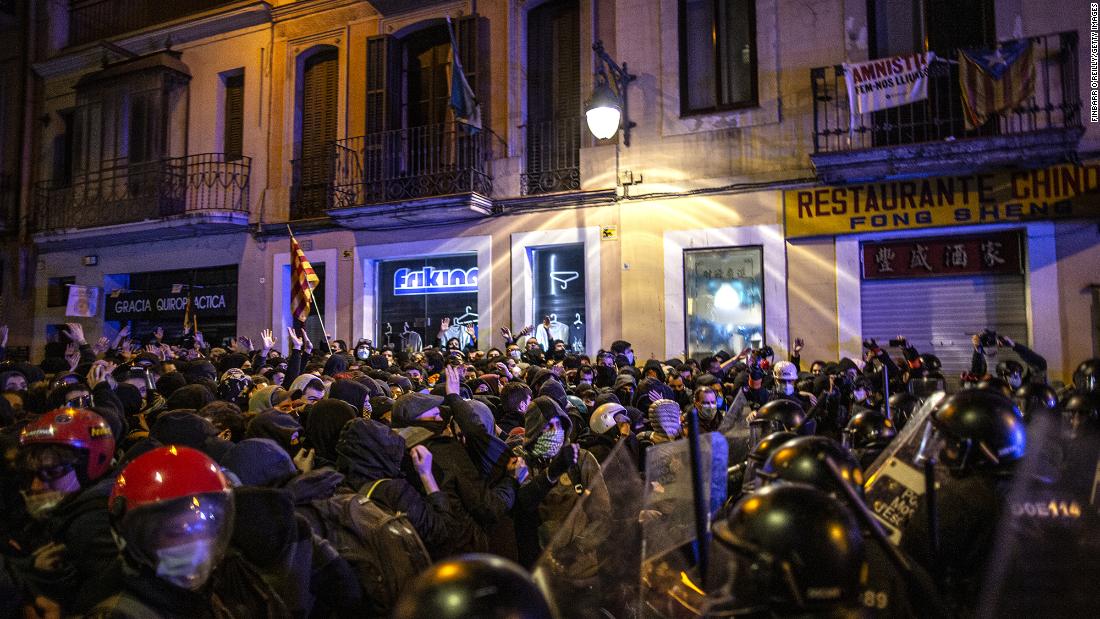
[861,274,1028,389]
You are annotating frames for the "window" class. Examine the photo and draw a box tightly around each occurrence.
[679,0,757,114]
[531,244,586,352]
[223,71,244,160]
[47,276,75,308]
[684,247,764,359]
[376,255,479,351]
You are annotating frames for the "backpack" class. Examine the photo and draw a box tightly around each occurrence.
[301,479,431,617]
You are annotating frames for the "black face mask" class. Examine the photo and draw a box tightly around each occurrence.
[410,420,447,435]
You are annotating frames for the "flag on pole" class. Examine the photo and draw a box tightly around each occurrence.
[290,231,320,325]
[446,16,481,131]
[958,39,1035,130]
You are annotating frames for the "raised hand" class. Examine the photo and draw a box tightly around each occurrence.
[793,338,804,354]
[64,343,80,371]
[293,448,315,473]
[65,322,86,345]
[0,324,8,348]
[260,329,276,352]
[464,324,476,337]
[301,329,313,354]
[92,336,110,356]
[439,317,451,332]
[286,326,303,350]
[411,445,433,475]
[444,365,464,395]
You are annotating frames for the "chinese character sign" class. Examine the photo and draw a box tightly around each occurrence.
[861,231,1022,279]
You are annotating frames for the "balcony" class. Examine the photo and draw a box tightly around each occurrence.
[291,121,494,230]
[33,153,250,248]
[810,31,1082,184]
[68,0,239,47]
[521,117,582,195]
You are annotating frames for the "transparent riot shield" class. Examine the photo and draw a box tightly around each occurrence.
[862,391,948,543]
[976,415,1100,617]
[533,440,646,619]
[638,434,729,618]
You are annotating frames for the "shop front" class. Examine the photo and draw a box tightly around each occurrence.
[103,265,240,346]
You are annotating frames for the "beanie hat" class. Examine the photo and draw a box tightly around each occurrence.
[222,438,297,487]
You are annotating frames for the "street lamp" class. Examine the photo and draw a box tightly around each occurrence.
[585,40,636,146]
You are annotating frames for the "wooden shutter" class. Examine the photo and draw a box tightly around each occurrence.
[223,73,244,160]
[366,35,398,135]
[302,50,338,161]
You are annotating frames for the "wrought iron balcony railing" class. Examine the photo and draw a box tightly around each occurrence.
[34,153,250,232]
[68,0,238,47]
[810,31,1080,154]
[290,121,493,220]
[521,116,581,195]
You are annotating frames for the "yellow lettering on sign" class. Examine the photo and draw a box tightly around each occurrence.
[783,163,1100,238]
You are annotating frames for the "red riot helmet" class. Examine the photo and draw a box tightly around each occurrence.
[109,446,234,591]
[20,408,115,483]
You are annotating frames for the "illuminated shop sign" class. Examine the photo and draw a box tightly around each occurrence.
[393,266,479,296]
[104,286,237,320]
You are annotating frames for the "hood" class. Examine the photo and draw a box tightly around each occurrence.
[328,379,370,412]
[222,438,297,487]
[335,418,405,484]
[289,373,322,396]
[323,354,351,377]
[150,409,217,449]
[524,395,570,440]
[246,410,304,456]
[538,379,570,412]
[164,384,215,411]
[283,468,346,505]
[304,399,358,463]
[231,487,296,568]
[248,385,287,414]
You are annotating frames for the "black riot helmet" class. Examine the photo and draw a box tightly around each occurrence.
[888,391,920,431]
[976,376,1014,399]
[1013,382,1059,424]
[749,399,808,445]
[1061,392,1100,440]
[843,410,897,450]
[758,436,865,498]
[712,484,865,615]
[1073,358,1100,395]
[393,554,552,619]
[918,388,1025,475]
[995,359,1024,387]
[908,371,945,399]
[743,431,799,493]
[919,353,942,372]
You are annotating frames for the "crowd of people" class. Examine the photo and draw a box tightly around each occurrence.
[0,319,1097,618]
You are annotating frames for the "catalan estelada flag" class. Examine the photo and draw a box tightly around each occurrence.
[290,231,320,325]
[958,39,1034,130]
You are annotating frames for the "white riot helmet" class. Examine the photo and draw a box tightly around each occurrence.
[590,402,627,435]
[773,361,798,382]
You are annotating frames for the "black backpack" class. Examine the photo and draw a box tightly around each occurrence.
[302,480,431,617]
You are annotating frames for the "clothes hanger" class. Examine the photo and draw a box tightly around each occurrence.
[454,306,479,325]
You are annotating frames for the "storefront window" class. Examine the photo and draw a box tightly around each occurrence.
[684,246,764,359]
[530,244,586,352]
[105,265,240,347]
[376,254,479,351]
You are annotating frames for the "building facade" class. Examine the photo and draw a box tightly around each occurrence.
[2,0,1098,385]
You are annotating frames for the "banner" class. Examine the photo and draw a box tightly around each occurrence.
[784,163,1100,238]
[861,231,1022,279]
[65,285,99,318]
[844,52,935,114]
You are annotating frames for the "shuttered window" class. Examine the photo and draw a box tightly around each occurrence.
[861,274,1028,389]
[679,0,758,114]
[223,72,244,161]
[295,49,339,218]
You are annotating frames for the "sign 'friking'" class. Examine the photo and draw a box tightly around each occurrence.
[393,267,478,296]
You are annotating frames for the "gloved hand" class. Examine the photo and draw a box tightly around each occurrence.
[548,444,579,480]
[862,338,879,351]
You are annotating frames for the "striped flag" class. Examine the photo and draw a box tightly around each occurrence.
[446,16,481,131]
[958,39,1035,130]
[290,232,320,325]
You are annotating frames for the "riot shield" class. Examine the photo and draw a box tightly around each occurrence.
[977,415,1100,617]
[533,440,645,618]
[862,391,948,543]
[638,434,729,618]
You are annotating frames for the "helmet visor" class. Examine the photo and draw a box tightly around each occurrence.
[120,491,234,588]
[707,536,781,615]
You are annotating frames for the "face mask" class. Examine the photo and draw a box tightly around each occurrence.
[411,420,447,435]
[1008,374,1022,389]
[21,490,67,519]
[780,382,795,396]
[699,404,718,421]
[510,350,522,360]
[715,396,724,410]
[531,426,564,459]
[853,389,868,402]
[156,539,217,591]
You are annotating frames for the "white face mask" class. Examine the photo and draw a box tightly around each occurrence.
[781,382,795,396]
[509,350,521,360]
[21,490,67,519]
[853,389,868,402]
[155,539,217,591]
[1008,374,1022,389]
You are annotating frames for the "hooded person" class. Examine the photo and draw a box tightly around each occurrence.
[222,438,299,487]
[246,410,306,459]
[154,371,187,401]
[164,384,215,412]
[217,352,249,375]
[578,402,641,465]
[334,419,457,560]
[150,409,231,462]
[303,399,358,468]
[322,354,350,377]
[638,399,684,449]
[327,379,372,417]
[612,373,638,408]
[514,395,610,571]
[392,369,519,556]
[215,368,254,411]
[248,384,289,415]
